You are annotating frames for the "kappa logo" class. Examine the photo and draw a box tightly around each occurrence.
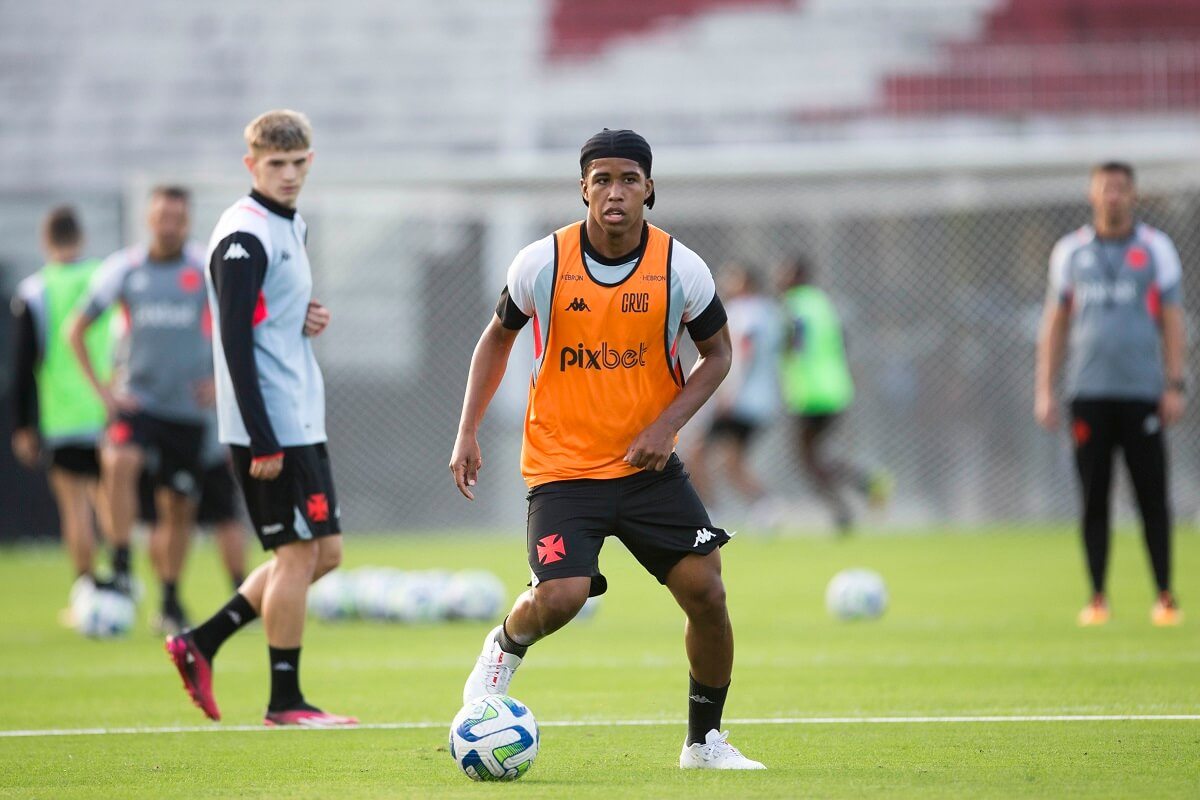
[223,242,250,260]
[688,694,715,704]
[272,662,296,672]
[280,250,291,261]
[261,523,285,536]
[564,297,591,312]
[693,528,717,547]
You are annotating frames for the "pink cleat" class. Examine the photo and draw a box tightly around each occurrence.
[165,634,221,721]
[263,708,359,728]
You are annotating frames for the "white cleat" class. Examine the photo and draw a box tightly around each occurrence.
[462,625,523,704]
[679,729,766,770]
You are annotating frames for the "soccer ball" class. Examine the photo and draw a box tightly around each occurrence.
[386,570,451,623]
[308,571,358,621]
[825,568,888,621]
[441,570,507,621]
[75,587,137,638]
[449,695,539,781]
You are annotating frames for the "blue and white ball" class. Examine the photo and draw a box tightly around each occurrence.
[825,568,888,621]
[441,570,507,621]
[449,695,539,781]
[308,571,358,621]
[75,587,136,638]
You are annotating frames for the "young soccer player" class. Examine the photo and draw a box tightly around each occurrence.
[71,186,212,633]
[450,129,764,769]
[10,207,125,604]
[1035,161,1186,626]
[165,109,354,726]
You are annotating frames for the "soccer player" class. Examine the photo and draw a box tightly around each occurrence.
[450,129,764,770]
[165,109,354,727]
[137,419,247,596]
[778,256,890,533]
[688,263,782,518]
[1035,161,1186,627]
[70,186,212,633]
[10,207,123,600]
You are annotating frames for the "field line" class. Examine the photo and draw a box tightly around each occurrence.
[2,714,1199,739]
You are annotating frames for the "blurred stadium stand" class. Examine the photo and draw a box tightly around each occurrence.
[3,0,1200,537]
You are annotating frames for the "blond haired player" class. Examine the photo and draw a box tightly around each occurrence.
[166,110,354,727]
[450,129,764,769]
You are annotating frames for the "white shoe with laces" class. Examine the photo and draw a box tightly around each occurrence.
[462,625,523,704]
[679,729,766,770]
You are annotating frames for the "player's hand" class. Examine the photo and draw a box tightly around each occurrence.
[249,453,284,481]
[11,427,40,469]
[1034,391,1059,431]
[624,421,676,471]
[450,434,483,501]
[193,378,216,408]
[303,301,331,337]
[1160,388,1185,427]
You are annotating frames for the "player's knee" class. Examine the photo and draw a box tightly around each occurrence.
[682,577,727,620]
[275,539,320,576]
[313,538,342,580]
[532,581,589,628]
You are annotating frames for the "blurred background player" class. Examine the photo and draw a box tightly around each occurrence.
[778,255,890,533]
[166,110,352,728]
[450,129,763,770]
[688,262,782,523]
[9,207,123,606]
[1035,161,1186,627]
[70,186,213,633]
[137,414,248,604]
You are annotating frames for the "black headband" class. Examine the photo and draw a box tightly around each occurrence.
[579,128,655,209]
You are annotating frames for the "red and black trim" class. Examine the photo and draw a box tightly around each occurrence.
[662,237,684,388]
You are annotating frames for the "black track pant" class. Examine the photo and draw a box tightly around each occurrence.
[1069,399,1172,595]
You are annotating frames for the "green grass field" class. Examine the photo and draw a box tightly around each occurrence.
[1,526,1198,798]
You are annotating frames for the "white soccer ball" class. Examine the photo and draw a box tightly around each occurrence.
[441,570,507,621]
[449,695,539,781]
[76,587,137,638]
[387,570,451,623]
[353,567,408,620]
[825,568,888,621]
[308,571,358,621]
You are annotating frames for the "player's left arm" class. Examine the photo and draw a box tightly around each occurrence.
[1152,232,1186,425]
[304,300,330,337]
[626,323,733,471]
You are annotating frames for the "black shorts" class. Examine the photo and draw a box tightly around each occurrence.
[49,445,100,477]
[231,443,341,551]
[108,411,205,497]
[705,413,761,446]
[526,454,731,597]
[138,461,240,525]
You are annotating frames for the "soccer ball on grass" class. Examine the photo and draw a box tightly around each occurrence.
[449,695,539,781]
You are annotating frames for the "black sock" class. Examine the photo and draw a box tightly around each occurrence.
[189,593,257,661]
[268,646,312,712]
[497,617,529,658]
[162,581,179,612]
[687,675,729,746]
[112,545,131,577]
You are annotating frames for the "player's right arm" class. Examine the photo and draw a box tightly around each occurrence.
[1035,238,1074,430]
[10,292,41,467]
[450,311,521,501]
[69,252,130,419]
[209,231,283,480]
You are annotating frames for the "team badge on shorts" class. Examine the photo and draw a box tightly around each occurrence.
[537,534,566,565]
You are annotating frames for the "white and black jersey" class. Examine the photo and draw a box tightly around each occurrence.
[205,190,327,457]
